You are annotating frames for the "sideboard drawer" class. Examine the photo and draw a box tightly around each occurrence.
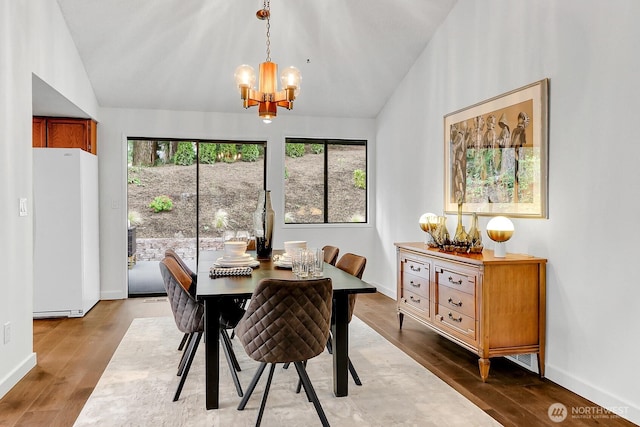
[438,285,475,319]
[436,264,476,295]
[435,305,476,341]
[402,272,429,298]
[401,289,429,315]
[401,256,429,280]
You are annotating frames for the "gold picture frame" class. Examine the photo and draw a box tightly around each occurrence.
[444,78,549,218]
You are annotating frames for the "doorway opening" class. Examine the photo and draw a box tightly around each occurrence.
[126,139,266,296]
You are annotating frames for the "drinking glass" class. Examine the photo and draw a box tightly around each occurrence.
[291,248,302,277]
[223,230,236,242]
[298,249,310,278]
[235,230,250,243]
[312,248,324,277]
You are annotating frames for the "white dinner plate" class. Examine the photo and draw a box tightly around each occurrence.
[214,257,260,268]
[220,253,252,261]
[274,260,292,269]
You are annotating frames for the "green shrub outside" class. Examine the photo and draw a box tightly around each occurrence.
[174,142,195,165]
[353,169,366,189]
[241,144,260,162]
[218,144,237,163]
[199,143,217,164]
[285,143,305,158]
[149,195,173,213]
[311,144,324,154]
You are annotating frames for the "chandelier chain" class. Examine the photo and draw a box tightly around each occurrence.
[265,0,271,62]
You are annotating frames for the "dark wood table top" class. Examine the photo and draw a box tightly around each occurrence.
[197,250,377,298]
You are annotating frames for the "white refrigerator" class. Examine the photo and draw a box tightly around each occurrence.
[33,148,100,318]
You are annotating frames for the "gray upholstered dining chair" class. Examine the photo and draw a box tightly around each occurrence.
[322,245,339,266]
[164,249,196,352]
[164,248,245,377]
[160,256,244,401]
[235,277,333,427]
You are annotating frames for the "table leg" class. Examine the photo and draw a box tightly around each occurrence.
[331,293,349,397]
[204,298,221,409]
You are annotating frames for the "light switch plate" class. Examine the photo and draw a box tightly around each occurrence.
[19,198,28,216]
[3,322,10,344]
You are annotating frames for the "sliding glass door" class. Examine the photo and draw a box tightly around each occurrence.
[126,139,266,296]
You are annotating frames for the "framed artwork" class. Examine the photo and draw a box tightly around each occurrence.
[444,78,549,218]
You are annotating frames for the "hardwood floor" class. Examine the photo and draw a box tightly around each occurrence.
[0,293,634,427]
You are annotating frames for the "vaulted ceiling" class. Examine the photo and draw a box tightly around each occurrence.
[45,0,457,119]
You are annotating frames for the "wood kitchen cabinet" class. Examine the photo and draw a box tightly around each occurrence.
[32,117,47,147]
[32,117,97,155]
[395,242,546,381]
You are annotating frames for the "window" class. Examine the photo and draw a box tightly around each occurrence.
[284,138,367,224]
[127,138,266,242]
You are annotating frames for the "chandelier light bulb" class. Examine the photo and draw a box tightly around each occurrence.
[281,66,301,95]
[234,64,256,90]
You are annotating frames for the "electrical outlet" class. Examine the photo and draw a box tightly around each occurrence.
[3,322,10,344]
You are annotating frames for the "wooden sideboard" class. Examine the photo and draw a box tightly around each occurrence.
[395,242,547,381]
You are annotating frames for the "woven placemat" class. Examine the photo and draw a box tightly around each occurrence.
[209,266,253,278]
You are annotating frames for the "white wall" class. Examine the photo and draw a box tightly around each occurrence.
[0,0,36,398]
[0,0,98,398]
[96,108,378,299]
[376,0,640,423]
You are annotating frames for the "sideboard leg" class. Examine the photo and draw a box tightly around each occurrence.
[478,358,490,382]
[537,351,545,378]
[398,312,404,329]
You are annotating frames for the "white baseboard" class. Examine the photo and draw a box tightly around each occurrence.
[100,290,127,300]
[367,281,395,299]
[0,352,37,400]
[545,364,639,425]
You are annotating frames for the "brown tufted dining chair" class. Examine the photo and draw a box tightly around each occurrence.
[332,253,367,386]
[164,249,196,352]
[235,278,333,427]
[160,256,244,401]
[322,245,339,266]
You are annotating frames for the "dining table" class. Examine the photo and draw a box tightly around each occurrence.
[196,249,377,410]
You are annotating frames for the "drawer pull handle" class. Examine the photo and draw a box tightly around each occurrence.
[409,296,421,303]
[409,280,420,288]
[448,298,462,307]
[448,313,463,323]
[448,276,463,285]
[410,265,421,272]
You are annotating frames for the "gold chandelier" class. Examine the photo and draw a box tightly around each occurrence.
[234,0,301,124]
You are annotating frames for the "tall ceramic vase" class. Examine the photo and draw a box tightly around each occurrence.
[253,190,275,259]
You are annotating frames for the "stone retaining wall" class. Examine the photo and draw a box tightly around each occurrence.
[134,237,223,262]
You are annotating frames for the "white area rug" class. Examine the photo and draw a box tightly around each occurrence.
[74,316,502,427]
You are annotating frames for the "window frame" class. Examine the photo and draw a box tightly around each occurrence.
[284,137,368,225]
